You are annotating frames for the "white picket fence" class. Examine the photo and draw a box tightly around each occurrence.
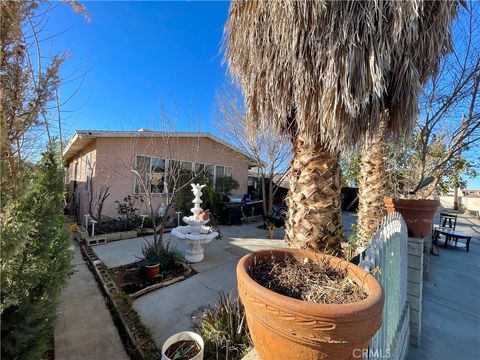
[358,212,410,360]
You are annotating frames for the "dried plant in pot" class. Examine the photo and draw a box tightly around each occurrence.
[237,248,384,360]
[162,331,204,360]
[384,177,440,238]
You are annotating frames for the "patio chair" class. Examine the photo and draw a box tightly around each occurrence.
[439,212,457,230]
[433,212,458,248]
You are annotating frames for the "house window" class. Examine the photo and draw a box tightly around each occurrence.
[181,161,193,171]
[134,155,166,194]
[151,157,166,193]
[215,166,225,192]
[167,160,179,192]
[84,154,92,191]
[205,164,214,178]
[194,163,204,175]
[214,165,233,193]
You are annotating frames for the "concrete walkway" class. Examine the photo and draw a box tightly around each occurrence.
[407,213,480,360]
[93,221,289,347]
[90,213,357,348]
[54,241,129,360]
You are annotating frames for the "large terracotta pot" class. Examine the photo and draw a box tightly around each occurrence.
[237,249,384,360]
[384,197,439,238]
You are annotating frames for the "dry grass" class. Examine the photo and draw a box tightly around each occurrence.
[249,256,367,304]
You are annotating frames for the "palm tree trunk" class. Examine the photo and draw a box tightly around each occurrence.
[357,118,388,248]
[285,135,343,255]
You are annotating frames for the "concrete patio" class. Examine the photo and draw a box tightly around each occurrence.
[92,213,357,347]
[88,210,480,357]
[93,221,287,347]
[407,213,480,360]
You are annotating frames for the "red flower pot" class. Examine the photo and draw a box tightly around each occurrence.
[145,263,160,279]
[384,197,440,238]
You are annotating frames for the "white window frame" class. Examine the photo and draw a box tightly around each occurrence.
[133,155,167,195]
[214,165,234,193]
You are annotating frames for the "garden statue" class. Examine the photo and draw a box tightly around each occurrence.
[171,183,218,263]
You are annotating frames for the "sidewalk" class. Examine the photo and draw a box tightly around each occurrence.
[407,213,480,360]
[54,241,129,360]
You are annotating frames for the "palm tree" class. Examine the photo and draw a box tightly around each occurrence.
[357,115,388,248]
[224,1,457,255]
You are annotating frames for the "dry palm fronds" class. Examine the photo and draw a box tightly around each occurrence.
[250,256,367,304]
[224,0,458,152]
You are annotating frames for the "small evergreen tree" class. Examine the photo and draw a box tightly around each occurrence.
[1,148,72,359]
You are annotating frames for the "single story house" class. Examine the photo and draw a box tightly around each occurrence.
[63,130,254,223]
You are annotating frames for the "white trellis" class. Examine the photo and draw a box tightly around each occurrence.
[358,212,410,360]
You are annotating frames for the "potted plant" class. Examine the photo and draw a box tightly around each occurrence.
[142,241,161,279]
[384,177,440,238]
[237,248,384,360]
[144,256,160,279]
[162,331,204,360]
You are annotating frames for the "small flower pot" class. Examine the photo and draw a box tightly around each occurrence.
[384,197,440,238]
[237,248,384,360]
[161,331,204,360]
[145,263,160,279]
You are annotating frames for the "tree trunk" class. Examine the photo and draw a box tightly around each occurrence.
[453,186,459,210]
[285,135,343,255]
[357,118,388,248]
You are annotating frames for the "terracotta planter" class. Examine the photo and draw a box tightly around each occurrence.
[237,249,384,360]
[145,263,160,279]
[384,197,439,238]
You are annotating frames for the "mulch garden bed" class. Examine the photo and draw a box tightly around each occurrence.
[250,256,367,304]
[111,258,195,299]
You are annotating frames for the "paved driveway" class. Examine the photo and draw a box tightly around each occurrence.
[407,213,480,360]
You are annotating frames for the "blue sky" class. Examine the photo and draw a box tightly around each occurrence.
[48,1,230,136]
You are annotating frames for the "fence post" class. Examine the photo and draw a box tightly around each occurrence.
[358,212,409,360]
[407,237,424,347]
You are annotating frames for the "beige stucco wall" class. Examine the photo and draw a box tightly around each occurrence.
[66,140,97,224]
[438,195,480,212]
[70,136,249,220]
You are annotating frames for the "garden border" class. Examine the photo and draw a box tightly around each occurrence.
[80,245,161,359]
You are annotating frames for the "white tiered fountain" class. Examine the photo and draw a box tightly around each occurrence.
[171,183,218,263]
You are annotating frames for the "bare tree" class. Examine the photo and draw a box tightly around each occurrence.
[386,1,480,199]
[117,109,204,256]
[85,157,111,224]
[215,84,291,216]
[1,1,88,175]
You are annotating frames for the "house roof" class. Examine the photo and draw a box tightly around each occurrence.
[62,130,256,165]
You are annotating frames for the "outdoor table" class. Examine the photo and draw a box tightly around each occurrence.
[433,226,472,252]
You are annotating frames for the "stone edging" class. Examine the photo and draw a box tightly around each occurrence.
[129,261,192,300]
[80,245,161,359]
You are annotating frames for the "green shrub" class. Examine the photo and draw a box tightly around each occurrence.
[1,148,73,359]
[196,292,251,360]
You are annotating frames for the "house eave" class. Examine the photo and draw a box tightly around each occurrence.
[62,130,257,166]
